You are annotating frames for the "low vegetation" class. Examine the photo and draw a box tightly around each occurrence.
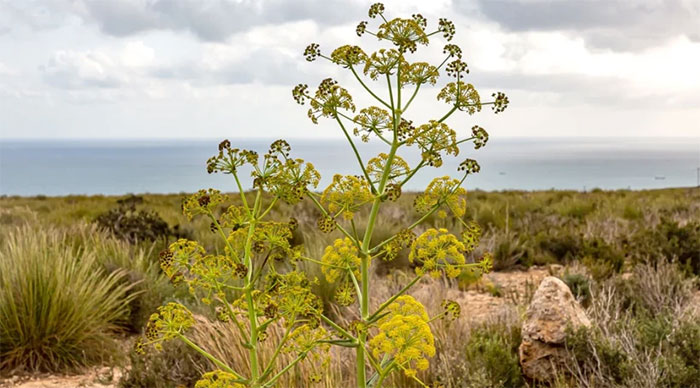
[1,187,698,387]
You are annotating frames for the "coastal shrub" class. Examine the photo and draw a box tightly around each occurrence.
[536,231,582,263]
[562,272,591,307]
[133,3,508,388]
[565,326,631,387]
[662,319,700,388]
[95,194,186,244]
[120,339,208,388]
[463,322,524,388]
[630,218,700,276]
[622,260,693,316]
[581,237,624,280]
[0,226,135,372]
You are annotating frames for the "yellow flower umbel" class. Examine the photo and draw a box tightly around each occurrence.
[322,238,363,306]
[413,176,467,218]
[409,228,467,278]
[321,174,373,220]
[321,238,361,283]
[369,296,436,378]
[182,189,225,220]
[138,302,195,352]
[195,370,245,388]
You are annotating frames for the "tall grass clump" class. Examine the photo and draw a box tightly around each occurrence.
[0,225,135,372]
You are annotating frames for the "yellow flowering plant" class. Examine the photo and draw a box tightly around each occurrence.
[139,3,507,388]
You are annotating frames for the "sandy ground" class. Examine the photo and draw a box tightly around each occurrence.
[0,367,122,388]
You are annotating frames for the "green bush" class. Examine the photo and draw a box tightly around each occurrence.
[561,272,591,307]
[0,226,135,372]
[120,339,208,388]
[581,237,624,280]
[565,326,631,386]
[662,319,700,388]
[463,322,524,388]
[537,232,582,263]
[631,218,700,276]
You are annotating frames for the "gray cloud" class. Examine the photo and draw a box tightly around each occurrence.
[81,0,364,41]
[463,0,700,51]
[150,48,304,85]
[39,51,124,89]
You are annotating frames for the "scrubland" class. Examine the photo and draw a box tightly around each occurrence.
[1,187,698,387]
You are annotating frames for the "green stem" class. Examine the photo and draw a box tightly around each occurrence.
[321,314,358,342]
[438,105,458,123]
[208,212,241,264]
[244,190,263,383]
[261,317,295,379]
[232,171,250,214]
[178,334,246,381]
[336,115,375,192]
[350,66,392,110]
[368,275,421,322]
[375,362,396,388]
[402,84,420,112]
[257,197,278,220]
[261,352,307,388]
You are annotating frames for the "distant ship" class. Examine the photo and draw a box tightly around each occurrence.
[654,176,666,180]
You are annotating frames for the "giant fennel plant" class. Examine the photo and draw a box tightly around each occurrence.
[137,4,508,388]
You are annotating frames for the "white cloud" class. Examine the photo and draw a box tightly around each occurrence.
[0,0,699,139]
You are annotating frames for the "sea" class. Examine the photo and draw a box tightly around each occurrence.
[1,137,699,196]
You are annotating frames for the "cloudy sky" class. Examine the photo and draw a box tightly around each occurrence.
[1,0,699,139]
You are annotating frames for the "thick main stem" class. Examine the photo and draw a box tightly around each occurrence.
[245,190,263,385]
[355,61,403,388]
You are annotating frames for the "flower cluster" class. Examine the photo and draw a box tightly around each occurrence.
[194,371,244,388]
[458,158,480,174]
[161,239,247,303]
[282,324,331,382]
[255,140,321,205]
[404,121,459,168]
[412,13,427,28]
[445,59,469,78]
[491,91,510,113]
[267,271,323,324]
[409,228,467,278]
[438,18,456,41]
[365,153,410,185]
[317,215,337,233]
[369,296,435,378]
[471,125,489,149]
[182,189,225,220]
[403,62,439,86]
[307,78,356,124]
[443,44,462,59]
[461,221,482,253]
[331,45,368,68]
[138,303,194,353]
[206,140,258,175]
[321,174,373,220]
[218,205,247,230]
[413,176,467,218]
[353,106,392,141]
[376,18,428,53]
[363,49,405,80]
[321,238,361,283]
[322,238,362,305]
[381,229,416,261]
[437,81,482,114]
[356,20,368,36]
[441,300,461,321]
[304,43,321,62]
[368,3,385,18]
